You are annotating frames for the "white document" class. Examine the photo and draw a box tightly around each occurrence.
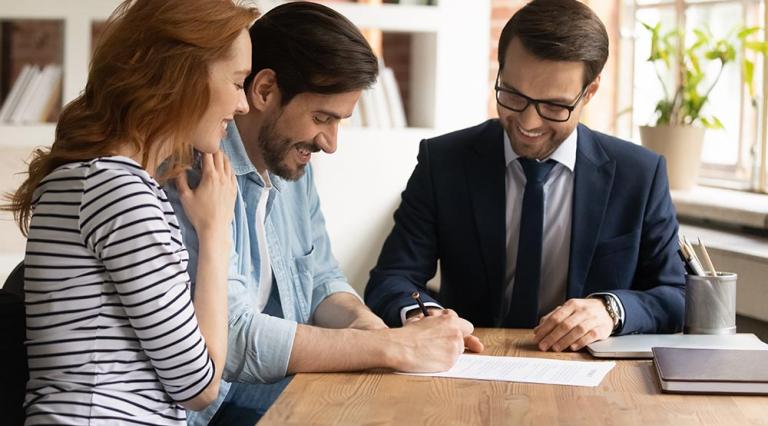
[400,354,615,387]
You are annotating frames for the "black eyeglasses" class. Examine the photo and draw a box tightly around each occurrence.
[495,75,589,123]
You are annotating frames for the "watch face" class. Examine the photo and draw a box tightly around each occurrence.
[602,296,619,328]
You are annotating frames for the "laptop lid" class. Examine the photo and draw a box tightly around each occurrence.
[586,333,768,359]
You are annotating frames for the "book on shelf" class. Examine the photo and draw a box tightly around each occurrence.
[0,64,35,123]
[359,88,380,128]
[2,64,62,124]
[370,77,391,128]
[18,64,62,124]
[355,65,406,129]
[40,67,63,122]
[396,0,435,5]
[652,346,768,395]
[9,66,43,124]
[380,67,407,128]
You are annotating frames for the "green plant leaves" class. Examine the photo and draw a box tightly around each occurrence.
[700,116,724,130]
[744,59,755,98]
[737,26,761,40]
[642,22,765,129]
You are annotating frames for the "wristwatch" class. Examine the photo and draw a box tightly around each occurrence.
[599,295,620,332]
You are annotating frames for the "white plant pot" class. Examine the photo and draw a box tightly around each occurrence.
[639,125,705,191]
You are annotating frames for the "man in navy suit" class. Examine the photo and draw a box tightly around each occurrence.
[365,0,685,352]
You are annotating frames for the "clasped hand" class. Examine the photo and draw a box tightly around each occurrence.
[533,298,614,352]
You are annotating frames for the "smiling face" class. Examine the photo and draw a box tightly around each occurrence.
[497,37,599,160]
[253,90,361,181]
[192,29,252,154]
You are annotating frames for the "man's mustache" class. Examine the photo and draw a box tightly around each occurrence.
[293,142,321,153]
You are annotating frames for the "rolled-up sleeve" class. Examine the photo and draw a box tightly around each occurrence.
[223,260,297,383]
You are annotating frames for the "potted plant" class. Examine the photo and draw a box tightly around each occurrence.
[639,22,767,190]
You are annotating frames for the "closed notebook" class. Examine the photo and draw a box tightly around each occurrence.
[653,347,768,394]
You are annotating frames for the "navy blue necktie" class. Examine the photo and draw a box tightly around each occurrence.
[505,158,556,328]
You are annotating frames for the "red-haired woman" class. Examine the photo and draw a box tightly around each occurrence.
[4,0,258,423]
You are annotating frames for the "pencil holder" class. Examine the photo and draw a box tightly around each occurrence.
[684,272,737,334]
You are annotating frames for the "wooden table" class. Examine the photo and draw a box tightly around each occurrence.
[259,329,768,425]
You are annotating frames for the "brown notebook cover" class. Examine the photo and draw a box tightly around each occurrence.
[652,347,768,394]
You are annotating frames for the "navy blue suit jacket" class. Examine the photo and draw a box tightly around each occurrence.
[364,119,685,334]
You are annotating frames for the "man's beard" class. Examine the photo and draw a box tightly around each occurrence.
[257,115,319,181]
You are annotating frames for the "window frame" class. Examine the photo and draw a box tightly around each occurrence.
[618,0,767,193]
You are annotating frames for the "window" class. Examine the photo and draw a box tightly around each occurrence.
[617,0,766,191]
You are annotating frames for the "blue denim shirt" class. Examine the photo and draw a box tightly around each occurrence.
[165,123,358,424]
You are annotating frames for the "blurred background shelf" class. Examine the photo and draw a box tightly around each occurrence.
[0,123,55,147]
[0,0,491,294]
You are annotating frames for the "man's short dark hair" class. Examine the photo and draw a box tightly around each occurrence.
[498,0,608,86]
[245,1,379,104]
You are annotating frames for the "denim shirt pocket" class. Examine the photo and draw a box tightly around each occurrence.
[290,245,315,322]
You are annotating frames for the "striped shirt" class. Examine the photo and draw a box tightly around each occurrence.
[24,157,214,425]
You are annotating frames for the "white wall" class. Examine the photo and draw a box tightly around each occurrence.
[310,1,492,295]
[312,127,433,294]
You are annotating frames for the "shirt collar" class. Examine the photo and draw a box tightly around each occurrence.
[221,121,282,191]
[503,125,578,172]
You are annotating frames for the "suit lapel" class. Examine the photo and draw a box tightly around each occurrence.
[464,120,506,313]
[568,125,616,298]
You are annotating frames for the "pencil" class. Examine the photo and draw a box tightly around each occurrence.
[411,291,430,317]
[697,237,717,276]
[682,235,706,275]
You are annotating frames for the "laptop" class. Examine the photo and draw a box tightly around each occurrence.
[586,333,768,359]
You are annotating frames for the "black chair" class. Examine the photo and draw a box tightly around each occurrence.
[1,261,26,425]
[3,260,24,297]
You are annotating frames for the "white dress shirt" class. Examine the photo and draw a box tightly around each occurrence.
[497,128,576,325]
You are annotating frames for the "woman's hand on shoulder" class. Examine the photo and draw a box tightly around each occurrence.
[176,150,237,242]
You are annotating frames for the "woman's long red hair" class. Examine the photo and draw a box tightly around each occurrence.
[4,0,258,235]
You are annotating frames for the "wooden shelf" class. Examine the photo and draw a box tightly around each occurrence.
[0,0,119,19]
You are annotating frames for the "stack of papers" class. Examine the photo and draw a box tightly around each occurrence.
[399,354,615,387]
